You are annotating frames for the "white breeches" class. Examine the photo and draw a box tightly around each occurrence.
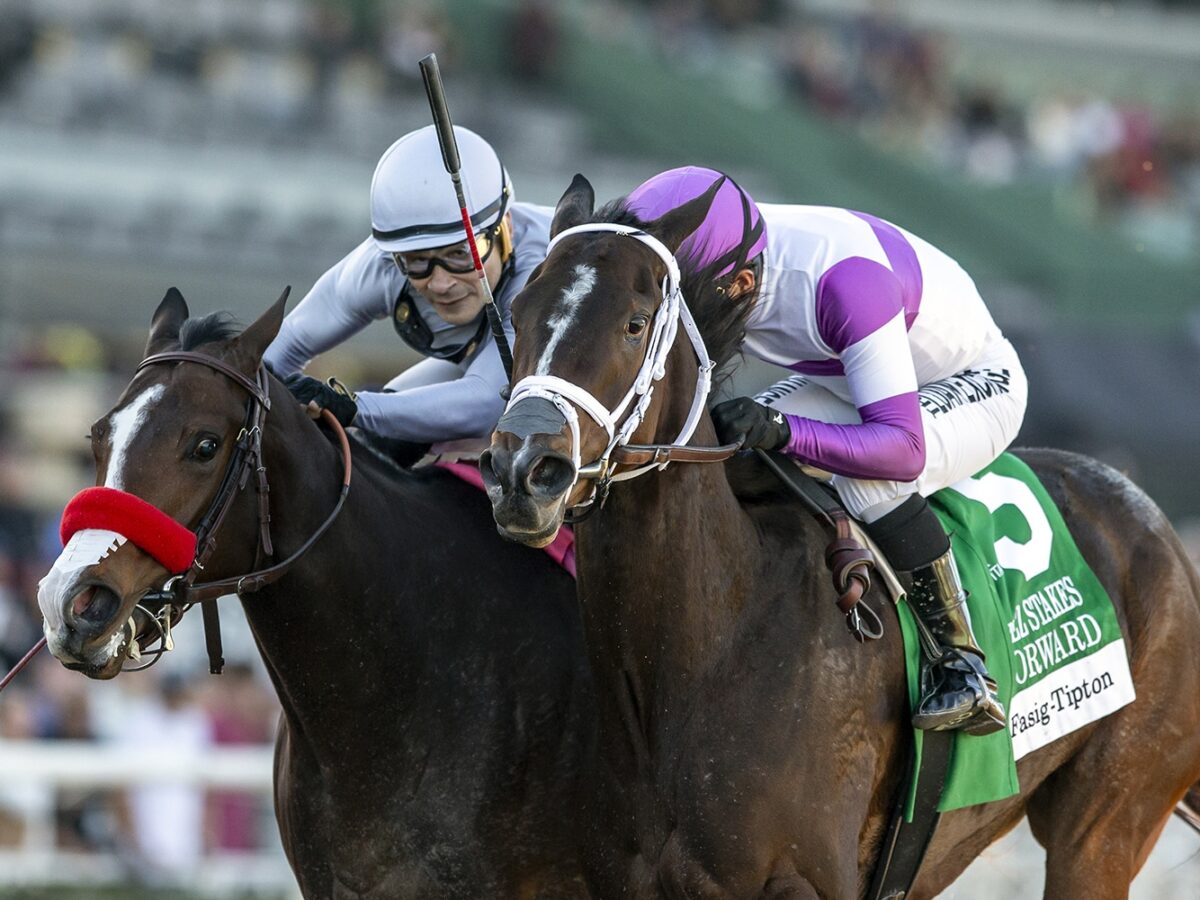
[756,338,1028,521]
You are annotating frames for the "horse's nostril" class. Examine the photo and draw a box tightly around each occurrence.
[69,584,121,628]
[526,454,576,499]
[71,585,97,618]
[479,449,502,490]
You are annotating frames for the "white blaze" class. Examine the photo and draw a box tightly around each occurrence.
[104,384,165,490]
[535,264,596,375]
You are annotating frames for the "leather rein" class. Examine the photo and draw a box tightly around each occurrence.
[135,351,352,673]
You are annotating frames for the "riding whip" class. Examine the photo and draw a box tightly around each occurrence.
[0,637,46,695]
[418,52,515,381]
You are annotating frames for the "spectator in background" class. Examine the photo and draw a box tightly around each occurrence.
[113,674,212,883]
[203,663,276,852]
[0,687,42,848]
[380,3,453,92]
[509,0,560,85]
[0,548,40,671]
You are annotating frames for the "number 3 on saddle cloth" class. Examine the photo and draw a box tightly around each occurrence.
[437,462,577,578]
[901,452,1135,815]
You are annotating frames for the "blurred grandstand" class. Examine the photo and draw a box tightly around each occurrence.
[0,0,1198,897]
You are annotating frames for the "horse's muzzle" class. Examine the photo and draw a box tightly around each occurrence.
[41,578,130,678]
[481,437,575,547]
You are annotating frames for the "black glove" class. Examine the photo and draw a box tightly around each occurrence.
[283,374,358,427]
[711,396,790,451]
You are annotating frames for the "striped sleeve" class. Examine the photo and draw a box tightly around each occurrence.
[782,256,925,481]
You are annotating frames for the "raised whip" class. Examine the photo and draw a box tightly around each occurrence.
[418,52,515,381]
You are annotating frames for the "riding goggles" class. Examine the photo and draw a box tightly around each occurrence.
[392,224,500,279]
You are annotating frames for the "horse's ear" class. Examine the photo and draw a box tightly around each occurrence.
[550,174,595,239]
[144,287,189,357]
[644,175,727,253]
[230,286,290,372]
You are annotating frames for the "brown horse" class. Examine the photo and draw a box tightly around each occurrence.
[483,176,1200,898]
[37,289,594,899]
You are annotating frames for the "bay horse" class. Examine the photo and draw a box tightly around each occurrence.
[483,175,1200,898]
[37,289,593,899]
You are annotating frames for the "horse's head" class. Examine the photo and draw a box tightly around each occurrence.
[37,287,287,678]
[483,174,725,546]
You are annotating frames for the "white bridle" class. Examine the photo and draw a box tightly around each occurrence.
[504,223,716,503]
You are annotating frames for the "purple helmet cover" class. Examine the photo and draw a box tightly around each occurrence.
[627,166,768,277]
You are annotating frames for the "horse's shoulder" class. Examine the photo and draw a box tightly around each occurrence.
[724,455,789,503]
[723,456,831,550]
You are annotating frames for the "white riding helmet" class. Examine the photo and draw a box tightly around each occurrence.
[370,125,513,254]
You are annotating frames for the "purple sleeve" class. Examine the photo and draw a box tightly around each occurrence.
[782,395,925,481]
[781,256,925,481]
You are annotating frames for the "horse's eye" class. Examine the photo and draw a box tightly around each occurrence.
[626,315,649,337]
[192,437,220,461]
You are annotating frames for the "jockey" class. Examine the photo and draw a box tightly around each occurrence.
[628,166,1027,736]
[264,125,552,455]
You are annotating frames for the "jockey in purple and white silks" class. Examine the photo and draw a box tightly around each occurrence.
[264,125,553,456]
[628,167,1025,735]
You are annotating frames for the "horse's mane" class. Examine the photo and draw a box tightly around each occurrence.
[179,312,242,350]
[592,199,758,385]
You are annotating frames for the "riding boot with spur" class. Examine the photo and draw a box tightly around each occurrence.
[907,547,1007,736]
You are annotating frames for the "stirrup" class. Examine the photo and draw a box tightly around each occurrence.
[913,650,1007,735]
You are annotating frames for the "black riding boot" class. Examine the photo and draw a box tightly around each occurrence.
[864,494,1006,736]
[907,547,1007,735]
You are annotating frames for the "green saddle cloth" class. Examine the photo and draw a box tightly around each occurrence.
[898,452,1136,815]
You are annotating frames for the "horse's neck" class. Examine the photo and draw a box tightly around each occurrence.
[580,338,762,700]
[236,398,425,741]
[585,450,755,678]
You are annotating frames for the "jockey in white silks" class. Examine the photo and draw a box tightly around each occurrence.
[628,166,1028,736]
[264,125,552,456]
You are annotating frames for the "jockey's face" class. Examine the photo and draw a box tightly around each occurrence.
[399,215,509,326]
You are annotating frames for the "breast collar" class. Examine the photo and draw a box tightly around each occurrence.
[392,257,514,364]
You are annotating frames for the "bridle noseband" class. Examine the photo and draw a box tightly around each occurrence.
[504,224,739,511]
[132,350,352,673]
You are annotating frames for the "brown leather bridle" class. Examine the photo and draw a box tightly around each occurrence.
[134,350,353,673]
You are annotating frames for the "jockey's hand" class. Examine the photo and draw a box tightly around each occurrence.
[283,374,358,427]
[711,397,790,451]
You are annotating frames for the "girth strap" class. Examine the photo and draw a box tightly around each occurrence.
[867,731,953,900]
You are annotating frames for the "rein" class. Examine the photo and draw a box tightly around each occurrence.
[132,351,352,673]
[505,224,738,509]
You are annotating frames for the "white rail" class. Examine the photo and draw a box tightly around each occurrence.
[0,740,300,897]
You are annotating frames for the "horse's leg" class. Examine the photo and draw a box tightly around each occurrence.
[1028,763,1198,900]
[907,802,1029,899]
[274,720,335,898]
[1024,574,1200,896]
